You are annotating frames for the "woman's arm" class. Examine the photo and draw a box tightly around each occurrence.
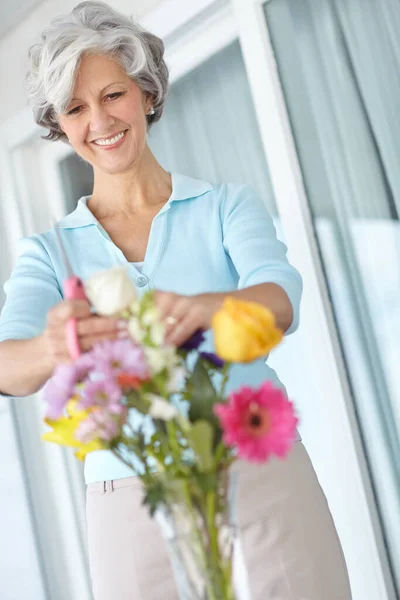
[212,282,293,332]
[0,235,62,397]
[0,300,129,397]
[0,336,52,397]
[0,236,125,397]
[219,183,302,334]
[155,283,292,347]
[155,183,302,347]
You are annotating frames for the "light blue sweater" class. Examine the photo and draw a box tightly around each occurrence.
[0,172,302,483]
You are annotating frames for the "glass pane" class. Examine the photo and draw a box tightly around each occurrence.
[265,0,400,589]
[59,153,93,214]
[148,42,277,213]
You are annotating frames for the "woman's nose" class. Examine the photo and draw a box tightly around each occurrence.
[89,105,115,134]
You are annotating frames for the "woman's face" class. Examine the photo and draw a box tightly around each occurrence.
[58,54,152,175]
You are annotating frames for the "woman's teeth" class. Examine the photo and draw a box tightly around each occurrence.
[94,131,125,146]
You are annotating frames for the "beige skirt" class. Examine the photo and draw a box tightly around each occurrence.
[86,442,352,599]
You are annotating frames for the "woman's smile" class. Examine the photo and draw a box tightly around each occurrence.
[91,129,128,150]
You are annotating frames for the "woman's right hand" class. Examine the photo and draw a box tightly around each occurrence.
[41,299,129,368]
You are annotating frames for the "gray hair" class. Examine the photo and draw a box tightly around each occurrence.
[26,1,169,141]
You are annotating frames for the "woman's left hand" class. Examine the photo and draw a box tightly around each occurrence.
[154,291,223,347]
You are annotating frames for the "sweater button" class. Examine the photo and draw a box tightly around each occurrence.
[136,275,148,288]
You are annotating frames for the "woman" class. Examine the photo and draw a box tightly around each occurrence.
[0,2,352,599]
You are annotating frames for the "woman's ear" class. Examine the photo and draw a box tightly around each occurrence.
[144,93,155,114]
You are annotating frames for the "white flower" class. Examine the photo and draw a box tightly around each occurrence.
[129,299,140,315]
[166,366,187,393]
[141,307,165,345]
[147,394,179,421]
[150,322,165,345]
[85,267,137,316]
[142,307,161,327]
[144,346,179,375]
[128,317,145,343]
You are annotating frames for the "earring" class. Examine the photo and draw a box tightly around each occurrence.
[148,107,155,116]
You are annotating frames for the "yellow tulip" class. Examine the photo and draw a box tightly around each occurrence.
[41,400,105,460]
[212,297,283,363]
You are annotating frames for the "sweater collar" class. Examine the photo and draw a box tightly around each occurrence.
[56,172,214,229]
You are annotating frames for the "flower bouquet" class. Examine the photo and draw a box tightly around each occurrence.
[42,267,298,600]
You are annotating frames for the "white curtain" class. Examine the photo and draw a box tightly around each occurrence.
[265,0,400,589]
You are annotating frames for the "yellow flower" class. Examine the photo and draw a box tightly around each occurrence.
[212,297,283,363]
[41,400,105,461]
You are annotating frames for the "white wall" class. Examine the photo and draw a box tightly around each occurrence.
[0,0,165,126]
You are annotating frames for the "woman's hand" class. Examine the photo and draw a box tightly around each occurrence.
[41,299,129,368]
[154,291,223,346]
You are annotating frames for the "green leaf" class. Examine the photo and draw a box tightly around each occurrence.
[125,391,150,414]
[190,420,215,472]
[142,479,167,517]
[193,472,218,493]
[186,358,219,424]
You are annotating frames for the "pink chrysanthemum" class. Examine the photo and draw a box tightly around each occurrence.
[74,352,95,381]
[43,355,95,419]
[75,407,127,443]
[90,339,149,380]
[214,382,298,462]
[80,379,124,414]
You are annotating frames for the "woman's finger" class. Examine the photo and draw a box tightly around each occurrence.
[79,330,130,352]
[164,313,201,347]
[154,291,178,321]
[162,298,191,337]
[77,316,127,337]
[49,299,92,324]
[51,315,127,340]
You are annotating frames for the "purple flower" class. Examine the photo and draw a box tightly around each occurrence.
[43,363,78,419]
[180,329,205,351]
[43,379,71,420]
[91,340,149,380]
[74,353,95,381]
[43,356,96,419]
[200,352,225,369]
[80,379,124,414]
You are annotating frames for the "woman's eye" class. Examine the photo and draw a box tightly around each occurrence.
[105,92,125,101]
[66,106,82,116]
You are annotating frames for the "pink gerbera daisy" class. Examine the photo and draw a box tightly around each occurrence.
[214,382,298,462]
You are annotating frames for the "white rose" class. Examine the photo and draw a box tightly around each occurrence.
[84,267,137,316]
[147,394,179,421]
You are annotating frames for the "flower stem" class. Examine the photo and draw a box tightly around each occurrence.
[207,491,219,564]
[219,363,231,400]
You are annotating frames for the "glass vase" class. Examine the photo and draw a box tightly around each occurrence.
[155,470,247,600]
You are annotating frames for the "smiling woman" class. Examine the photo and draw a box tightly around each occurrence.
[58,54,154,175]
[0,1,353,599]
